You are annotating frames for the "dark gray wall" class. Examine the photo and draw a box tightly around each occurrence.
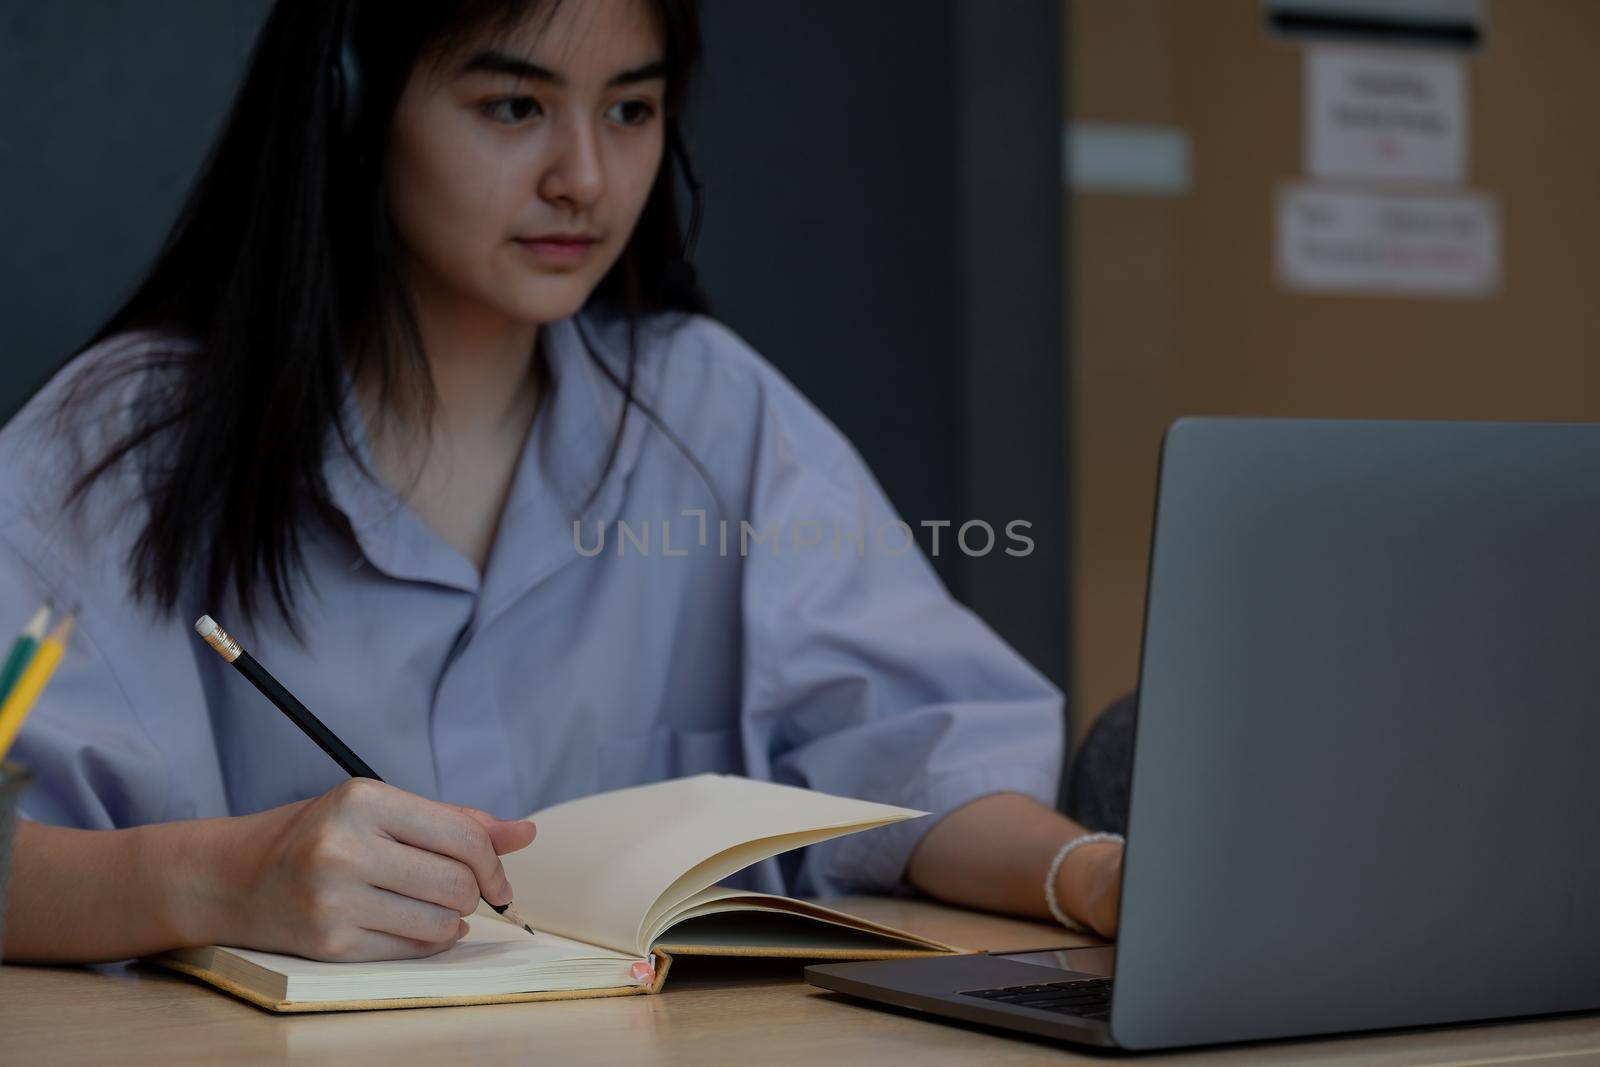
[691,2,963,564]
[1,1,1070,732]
[691,1,1069,697]
[0,1,274,416]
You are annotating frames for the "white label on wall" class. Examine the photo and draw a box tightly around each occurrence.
[1065,122,1192,196]
[1276,184,1499,297]
[1306,46,1468,184]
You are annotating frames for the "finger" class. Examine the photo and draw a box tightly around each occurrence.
[312,922,469,964]
[457,806,537,855]
[366,837,483,916]
[371,793,514,906]
[353,883,473,947]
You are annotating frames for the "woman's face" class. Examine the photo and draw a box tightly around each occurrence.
[386,0,667,329]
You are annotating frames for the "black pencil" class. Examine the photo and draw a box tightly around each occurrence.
[194,614,535,937]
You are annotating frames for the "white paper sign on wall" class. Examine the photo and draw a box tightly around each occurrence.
[1305,46,1468,184]
[1275,184,1499,298]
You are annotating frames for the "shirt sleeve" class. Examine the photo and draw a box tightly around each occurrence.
[0,524,168,828]
[734,377,1065,899]
[0,340,228,829]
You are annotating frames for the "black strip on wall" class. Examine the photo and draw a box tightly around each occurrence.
[1266,12,1482,48]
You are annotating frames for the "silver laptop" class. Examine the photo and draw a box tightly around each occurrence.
[807,417,1600,1051]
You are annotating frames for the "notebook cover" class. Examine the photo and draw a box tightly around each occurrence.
[150,948,674,1013]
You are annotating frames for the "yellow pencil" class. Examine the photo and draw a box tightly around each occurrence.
[0,608,76,762]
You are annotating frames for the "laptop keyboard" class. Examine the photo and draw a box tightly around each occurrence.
[959,977,1114,1020]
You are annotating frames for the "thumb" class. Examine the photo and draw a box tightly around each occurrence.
[460,807,537,855]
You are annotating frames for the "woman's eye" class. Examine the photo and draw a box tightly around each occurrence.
[605,99,657,126]
[481,97,542,125]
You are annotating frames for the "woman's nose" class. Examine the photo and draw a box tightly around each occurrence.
[538,117,605,209]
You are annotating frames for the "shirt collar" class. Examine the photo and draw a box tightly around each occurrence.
[322,308,654,599]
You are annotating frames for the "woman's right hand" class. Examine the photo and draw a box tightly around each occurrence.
[199,778,537,962]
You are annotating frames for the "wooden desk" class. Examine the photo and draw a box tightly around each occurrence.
[5,896,1600,1066]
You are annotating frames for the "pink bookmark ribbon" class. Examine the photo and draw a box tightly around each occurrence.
[630,959,656,985]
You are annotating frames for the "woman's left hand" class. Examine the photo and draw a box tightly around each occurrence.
[1057,840,1124,939]
[906,794,1127,937]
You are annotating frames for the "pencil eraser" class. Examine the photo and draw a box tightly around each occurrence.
[195,615,217,637]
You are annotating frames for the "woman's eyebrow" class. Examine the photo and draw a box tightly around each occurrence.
[461,50,667,87]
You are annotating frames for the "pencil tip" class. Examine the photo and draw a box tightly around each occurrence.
[50,609,78,643]
[497,901,537,937]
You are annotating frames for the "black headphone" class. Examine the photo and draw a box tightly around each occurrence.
[329,0,363,138]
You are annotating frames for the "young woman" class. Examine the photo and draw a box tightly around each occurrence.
[0,0,1124,963]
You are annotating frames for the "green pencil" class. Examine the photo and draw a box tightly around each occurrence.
[0,601,53,706]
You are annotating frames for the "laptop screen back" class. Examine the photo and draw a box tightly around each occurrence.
[1111,418,1600,1050]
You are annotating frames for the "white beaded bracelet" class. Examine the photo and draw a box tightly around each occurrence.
[1044,831,1125,932]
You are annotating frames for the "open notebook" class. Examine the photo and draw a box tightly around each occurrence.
[155,774,963,1011]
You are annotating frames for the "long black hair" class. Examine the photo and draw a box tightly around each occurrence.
[54,0,709,636]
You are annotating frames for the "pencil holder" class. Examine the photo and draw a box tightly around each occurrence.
[0,760,31,957]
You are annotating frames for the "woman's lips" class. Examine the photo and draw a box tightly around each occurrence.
[514,235,598,265]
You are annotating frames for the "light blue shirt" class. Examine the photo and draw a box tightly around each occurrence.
[0,309,1063,897]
